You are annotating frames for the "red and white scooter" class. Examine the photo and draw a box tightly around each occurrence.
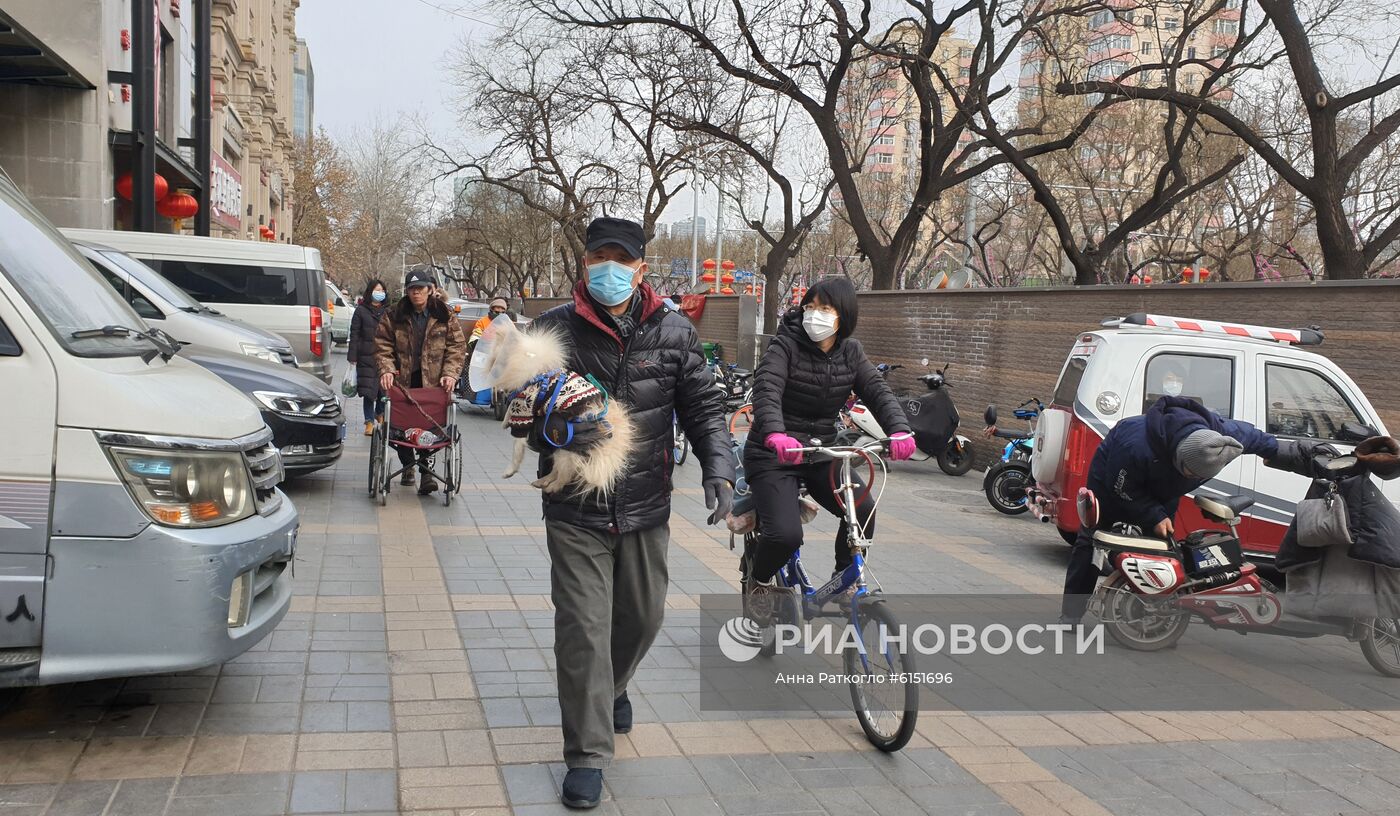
[1082,446,1400,677]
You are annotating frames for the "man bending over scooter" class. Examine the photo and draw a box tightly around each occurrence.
[1061,396,1279,623]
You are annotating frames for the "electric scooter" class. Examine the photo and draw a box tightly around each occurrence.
[842,358,973,475]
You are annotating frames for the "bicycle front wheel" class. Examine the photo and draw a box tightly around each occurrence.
[843,601,918,752]
[728,404,754,437]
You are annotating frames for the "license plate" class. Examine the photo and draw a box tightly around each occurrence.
[1092,548,1108,571]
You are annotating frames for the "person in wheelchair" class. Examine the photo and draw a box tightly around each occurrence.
[374,267,468,495]
[1061,395,1279,622]
[744,277,917,605]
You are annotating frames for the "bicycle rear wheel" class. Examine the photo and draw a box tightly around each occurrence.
[843,601,918,752]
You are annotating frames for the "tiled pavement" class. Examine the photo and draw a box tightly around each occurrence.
[8,356,1400,813]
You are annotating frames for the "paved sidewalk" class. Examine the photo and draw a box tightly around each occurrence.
[6,359,1400,814]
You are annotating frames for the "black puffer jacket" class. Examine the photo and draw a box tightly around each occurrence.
[530,281,735,532]
[744,308,910,473]
[347,301,388,398]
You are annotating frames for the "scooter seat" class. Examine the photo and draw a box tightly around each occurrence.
[729,368,752,378]
[1195,494,1253,521]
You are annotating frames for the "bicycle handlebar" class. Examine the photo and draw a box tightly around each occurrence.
[793,440,890,460]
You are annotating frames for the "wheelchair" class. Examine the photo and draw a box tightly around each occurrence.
[368,384,463,507]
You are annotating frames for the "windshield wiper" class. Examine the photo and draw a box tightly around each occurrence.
[70,325,179,363]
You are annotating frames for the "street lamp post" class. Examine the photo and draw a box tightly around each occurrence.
[715,181,725,267]
[689,174,700,287]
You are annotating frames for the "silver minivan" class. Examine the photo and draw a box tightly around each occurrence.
[67,237,298,367]
[62,229,333,384]
[0,174,295,686]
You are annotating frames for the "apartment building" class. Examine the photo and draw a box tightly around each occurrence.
[832,22,975,258]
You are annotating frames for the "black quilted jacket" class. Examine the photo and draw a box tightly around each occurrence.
[529,282,735,532]
[744,308,910,474]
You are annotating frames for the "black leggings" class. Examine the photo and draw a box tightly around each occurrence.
[748,461,876,582]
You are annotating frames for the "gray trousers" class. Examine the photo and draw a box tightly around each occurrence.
[546,520,669,769]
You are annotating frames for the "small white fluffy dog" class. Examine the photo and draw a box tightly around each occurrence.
[470,316,635,495]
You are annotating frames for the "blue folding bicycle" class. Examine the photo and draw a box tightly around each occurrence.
[734,439,919,751]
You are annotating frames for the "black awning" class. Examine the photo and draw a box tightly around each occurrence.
[108,130,204,192]
[0,10,94,89]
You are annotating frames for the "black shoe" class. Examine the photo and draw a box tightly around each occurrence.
[561,768,603,809]
[417,475,438,495]
[614,692,632,734]
[399,469,415,487]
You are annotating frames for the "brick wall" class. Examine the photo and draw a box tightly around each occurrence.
[528,281,1400,468]
[852,281,1400,465]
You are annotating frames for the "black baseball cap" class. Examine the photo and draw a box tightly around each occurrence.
[404,267,436,290]
[585,217,645,260]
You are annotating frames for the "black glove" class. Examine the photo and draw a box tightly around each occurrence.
[704,477,733,526]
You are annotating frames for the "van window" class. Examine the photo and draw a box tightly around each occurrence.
[144,259,314,306]
[1265,364,1365,440]
[89,261,162,321]
[1052,356,1088,407]
[0,184,153,358]
[1143,353,1233,416]
[99,249,205,312]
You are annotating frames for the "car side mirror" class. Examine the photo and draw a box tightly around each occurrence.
[1337,422,1379,443]
[984,405,998,426]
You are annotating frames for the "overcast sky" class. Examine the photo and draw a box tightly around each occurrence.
[295,0,495,146]
[296,0,722,226]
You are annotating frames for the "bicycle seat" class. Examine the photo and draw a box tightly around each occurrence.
[1195,494,1253,522]
[730,368,752,378]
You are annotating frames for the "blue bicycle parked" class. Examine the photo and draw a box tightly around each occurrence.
[733,439,918,752]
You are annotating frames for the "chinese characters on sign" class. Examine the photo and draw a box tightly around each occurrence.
[210,152,243,231]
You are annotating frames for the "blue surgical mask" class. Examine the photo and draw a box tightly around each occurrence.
[586,260,638,306]
[372,290,386,303]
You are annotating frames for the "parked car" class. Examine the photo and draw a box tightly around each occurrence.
[66,236,298,367]
[61,228,333,384]
[176,344,345,478]
[1027,312,1397,561]
[324,281,351,346]
[0,173,294,686]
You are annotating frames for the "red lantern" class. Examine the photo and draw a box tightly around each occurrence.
[116,172,168,201]
[720,259,736,271]
[702,258,717,270]
[720,286,735,295]
[157,191,199,220]
[700,271,717,283]
[259,225,273,240]
[721,272,735,283]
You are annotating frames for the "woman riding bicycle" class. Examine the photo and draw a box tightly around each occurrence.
[745,277,917,597]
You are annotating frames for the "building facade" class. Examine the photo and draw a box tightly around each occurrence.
[292,36,312,139]
[0,0,298,241]
[210,0,299,240]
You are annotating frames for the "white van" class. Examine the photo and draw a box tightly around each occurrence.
[1028,312,1397,561]
[65,236,298,366]
[62,228,332,384]
[0,176,295,686]
[324,280,352,345]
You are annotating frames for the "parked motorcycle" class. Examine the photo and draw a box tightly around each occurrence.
[1084,437,1400,677]
[841,358,973,476]
[981,399,1043,515]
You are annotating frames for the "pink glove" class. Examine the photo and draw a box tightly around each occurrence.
[889,432,917,461]
[765,433,804,465]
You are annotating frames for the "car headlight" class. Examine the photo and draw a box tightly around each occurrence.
[253,390,326,417]
[240,343,282,363]
[108,447,253,528]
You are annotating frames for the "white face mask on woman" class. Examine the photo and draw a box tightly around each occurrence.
[802,308,839,342]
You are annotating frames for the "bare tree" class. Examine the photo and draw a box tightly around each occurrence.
[532,0,1104,290]
[289,128,358,287]
[1059,0,1400,278]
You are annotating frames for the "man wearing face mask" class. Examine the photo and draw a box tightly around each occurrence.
[528,217,734,808]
